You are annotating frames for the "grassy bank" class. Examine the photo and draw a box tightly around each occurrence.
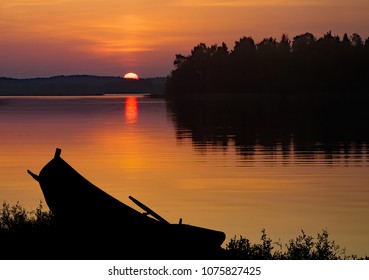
[0,202,367,260]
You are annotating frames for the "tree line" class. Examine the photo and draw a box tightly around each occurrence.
[165,32,369,96]
[0,75,166,95]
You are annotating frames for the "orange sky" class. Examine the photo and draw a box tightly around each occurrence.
[1,0,368,78]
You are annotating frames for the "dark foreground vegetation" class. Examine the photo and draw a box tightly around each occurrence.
[0,202,367,260]
[165,31,369,96]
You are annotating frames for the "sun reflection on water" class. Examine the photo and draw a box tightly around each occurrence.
[124,97,138,124]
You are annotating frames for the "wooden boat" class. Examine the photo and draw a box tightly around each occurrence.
[28,148,226,259]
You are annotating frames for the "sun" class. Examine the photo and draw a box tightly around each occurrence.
[123,72,139,80]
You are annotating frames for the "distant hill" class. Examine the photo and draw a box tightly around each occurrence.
[0,75,167,96]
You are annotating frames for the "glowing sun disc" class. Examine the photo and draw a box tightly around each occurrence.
[123,72,139,80]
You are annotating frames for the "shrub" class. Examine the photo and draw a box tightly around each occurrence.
[0,201,54,234]
[225,229,349,260]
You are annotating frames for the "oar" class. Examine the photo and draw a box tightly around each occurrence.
[129,196,169,224]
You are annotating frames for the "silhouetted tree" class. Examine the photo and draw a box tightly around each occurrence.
[279,34,291,54]
[165,31,369,96]
[292,32,316,53]
[342,33,351,46]
[206,43,230,93]
[351,33,363,47]
[232,36,256,56]
[173,54,187,69]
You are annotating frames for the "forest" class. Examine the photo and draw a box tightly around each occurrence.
[165,32,369,96]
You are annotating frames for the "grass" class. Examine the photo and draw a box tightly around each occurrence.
[0,202,367,260]
[0,201,54,234]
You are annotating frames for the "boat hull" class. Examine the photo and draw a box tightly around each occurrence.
[28,148,226,259]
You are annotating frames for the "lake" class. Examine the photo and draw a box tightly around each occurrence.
[0,95,368,257]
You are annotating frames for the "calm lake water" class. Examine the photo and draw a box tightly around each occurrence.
[0,95,368,257]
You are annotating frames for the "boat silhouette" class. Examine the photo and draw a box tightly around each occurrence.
[28,148,226,259]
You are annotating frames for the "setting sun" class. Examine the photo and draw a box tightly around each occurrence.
[123,72,139,80]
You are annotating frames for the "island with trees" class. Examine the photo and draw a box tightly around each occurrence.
[165,32,369,97]
[165,31,369,161]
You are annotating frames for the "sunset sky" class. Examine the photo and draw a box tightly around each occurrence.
[1,0,368,78]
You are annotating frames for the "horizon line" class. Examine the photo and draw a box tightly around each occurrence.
[0,74,168,80]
